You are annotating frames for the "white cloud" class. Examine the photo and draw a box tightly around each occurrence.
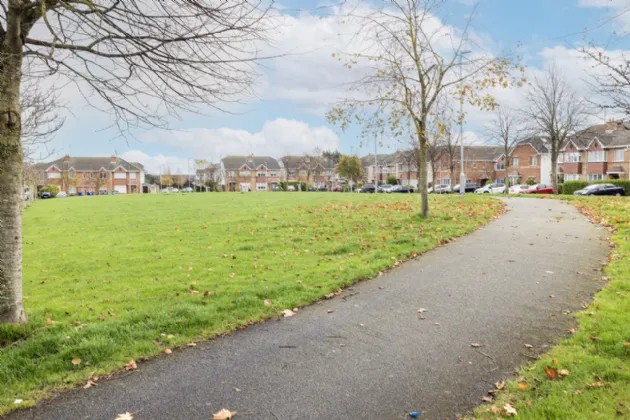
[119,151,192,174]
[134,118,340,167]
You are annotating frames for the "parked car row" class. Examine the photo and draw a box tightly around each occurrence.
[161,187,194,193]
[574,184,625,196]
[40,190,121,199]
[431,182,480,194]
[359,184,415,193]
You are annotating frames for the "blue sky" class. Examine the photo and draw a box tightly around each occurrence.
[39,0,630,173]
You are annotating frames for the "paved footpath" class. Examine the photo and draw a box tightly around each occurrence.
[9,198,609,420]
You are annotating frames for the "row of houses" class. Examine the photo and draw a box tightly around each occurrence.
[33,121,630,194]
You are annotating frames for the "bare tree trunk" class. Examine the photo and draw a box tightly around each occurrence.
[0,0,27,324]
[551,149,559,194]
[450,165,455,193]
[417,119,429,217]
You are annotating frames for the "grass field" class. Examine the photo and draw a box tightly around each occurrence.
[0,192,502,415]
[475,196,630,419]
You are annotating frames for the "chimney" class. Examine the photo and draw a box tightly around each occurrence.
[63,154,71,162]
[110,155,117,164]
[247,154,254,164]
[605,119,623,132]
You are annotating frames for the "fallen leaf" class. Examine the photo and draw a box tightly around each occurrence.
[187,266,192,271]
[590,336,600,342]
[233,387,242,392]
[576,389,584,395]
[482,396,494,403]
[282,309,295,317]
[213,409,237,420]
[568,328,576,334]
[624,342,630,347]
[495,381,505,390]
[45,317,55,325]
[524,344,533,349]
[125,360,137,371]
[187,342,197,347]
[544,366,558,380]
[263,299,272,306]
[471,343,482,348]
[327,309,335,314]
[164,349,172,355]
[546,270,554,274]
[115,413,134,420]
[559,369,570,377]
[84,380,97,389]
[488,406,501,414]
[504,402,518,416]
[518,383,529,390]
[589,381,604,388]
[417,308,428,313]
[71,358,81,366]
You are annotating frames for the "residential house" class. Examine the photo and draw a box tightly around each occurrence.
[39,155,144,194]
[434,146,503,186]
[494,137,552,185]
[362,151,419,187]
[195,163,222,190]
[279,156,337,187]
[560,120,630,182]
[221,156,281,192]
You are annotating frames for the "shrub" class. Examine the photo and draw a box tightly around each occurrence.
[386,174,397,185]
[561,180,588,195]
[525,178,536,186]
[39,185,59,197]
[593,179,630,195]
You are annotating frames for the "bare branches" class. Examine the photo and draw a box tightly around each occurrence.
[581,46,630,118]
[17,0,277,136]
[485,106,520,191]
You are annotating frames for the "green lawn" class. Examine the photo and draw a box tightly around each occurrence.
[475,196,630,419]
[0,192,502,415]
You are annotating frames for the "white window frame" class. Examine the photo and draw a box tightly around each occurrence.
[565,152,582,163]
[256,182,267,191]
[442,178,451,185]
[614,149,625,162]
[530,156,538,167]
[114,172,127,180]
[239,171,251,177]
[564,174,580,181]
[47,172,61,179]
[588,151,605,163]
[495,162,505,170]
[587,173,604,182]
[512,157,519,167]
[130,172,137,180]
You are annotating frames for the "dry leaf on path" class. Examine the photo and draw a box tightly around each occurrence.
[524,344,533,349]
[115,413,134,420]
[471,343,482,348]
[125,360,137,371]
[164,349,172,355]
[495,381,505,390]
[417,308,428,313]
[71,358,81,366]
[517,383,529,390]
[213,409,237,420]
[482,396,494,403]
[282,309,295,317]
[84,380,97,389]
[327,309,335,314]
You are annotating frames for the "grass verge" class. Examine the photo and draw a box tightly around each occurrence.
[475,196,630,419]
[0,192,502,416]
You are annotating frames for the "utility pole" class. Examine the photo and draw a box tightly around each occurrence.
[459,50,471,198]
[374,137,378,193]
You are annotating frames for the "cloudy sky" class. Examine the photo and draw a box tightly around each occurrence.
[35,0,630,174]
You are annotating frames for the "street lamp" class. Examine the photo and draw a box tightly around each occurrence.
[459,50,471,198]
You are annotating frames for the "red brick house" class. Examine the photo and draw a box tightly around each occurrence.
[221,156,281,192]
[40,155,144,194]
[494,137,552,185]
[560,121,630,182]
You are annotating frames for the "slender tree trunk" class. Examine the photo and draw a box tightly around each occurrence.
[417,118,429,217]
[450,163,455,193]
[0,0,27,324]
[551,149,559,194]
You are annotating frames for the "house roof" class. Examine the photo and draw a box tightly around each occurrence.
[516,136,550,154]
[280,156,336,170]
[569,122,630,149]
[464,146,504,161]
[222,156,281,170]
[43,156,141,172]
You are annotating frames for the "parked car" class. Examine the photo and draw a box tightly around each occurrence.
[509,184,531,194]
[97,190,108,195]
[110,190,120,195]
[307,186,317,192]
[182,187,194,193]
[574,184,625,196]
[378,185,394,193]
[475,183,506,194]
[317,186,328,192]
[430,184,451,194]
[331,185,344,192]
[171,188,179,193]
[451,183,480,193]
[391,185,414,193]
[56,191,68,198]
[40,191,53,199]
[525,184,554,194]
[287,185,296,192]
[359,184,376,193]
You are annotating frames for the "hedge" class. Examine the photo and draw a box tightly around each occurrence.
[561,180,588,195]
[39,185,60,197]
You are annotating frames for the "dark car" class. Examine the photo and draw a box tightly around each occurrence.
[40,191,53,199]
[359,184,376,193]
[574,184,625,197]
[317,186,328,192]
[110,190,120,195]
[307,186,317,192]
[391,185,414,193]
[97,190,108,195]
[451,183,480,193]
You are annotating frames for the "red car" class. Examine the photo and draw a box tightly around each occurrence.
[526,184,555,194]
[331,185,344,192]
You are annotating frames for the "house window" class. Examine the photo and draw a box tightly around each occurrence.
[495,162,505,170]
[614,149,625,162]
[512,157,519,167]
[565,174,580,181]
[442,178,451,185]
[239,171,251,177]
[496,179,505,184]
[100,172,107,179]
[587,173,604,182]
[257,172,266,177]
[47,172,61,179]
[270,172,277,177]
[588,151,605,163]
[130,173,137,180]
[565,152,582,163]
[114,172,126,179]
[230,171,236,177]
[472,162,477,169]
[256,183,267,191]
[530,156,538,167]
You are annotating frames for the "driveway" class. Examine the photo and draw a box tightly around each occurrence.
[8,198,609,420]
